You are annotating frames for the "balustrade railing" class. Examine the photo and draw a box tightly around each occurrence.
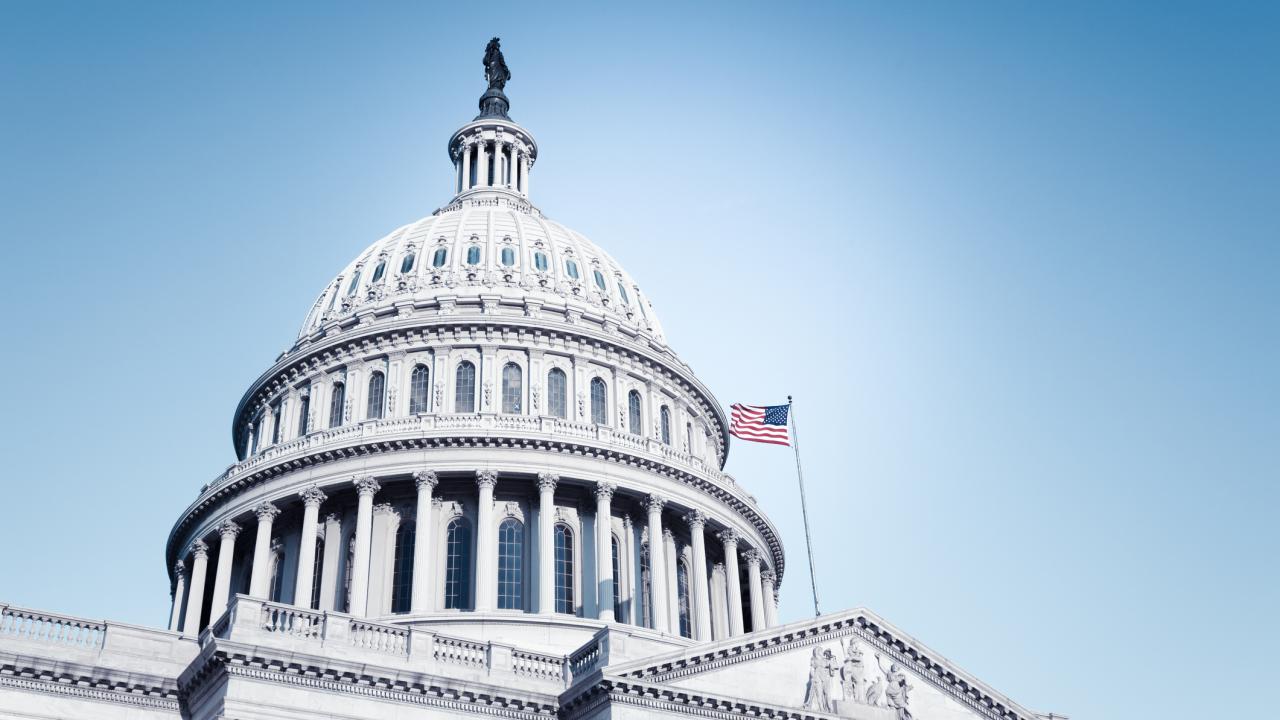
[0,605,105,649]
[512,648,565,681]
[349,619,409,656]
[568,637,604,678]
[260,601,323,639]
[433,634,487,668]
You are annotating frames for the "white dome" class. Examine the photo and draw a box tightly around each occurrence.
[295,192,663,346]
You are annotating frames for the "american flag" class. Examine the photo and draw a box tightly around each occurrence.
[729,403,791,446]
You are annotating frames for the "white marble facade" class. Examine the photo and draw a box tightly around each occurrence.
[0,48,1056,720]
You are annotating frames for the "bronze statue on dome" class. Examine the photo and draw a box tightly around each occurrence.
[484,37,511,91]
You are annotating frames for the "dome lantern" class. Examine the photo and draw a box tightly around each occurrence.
[447,38,537,201]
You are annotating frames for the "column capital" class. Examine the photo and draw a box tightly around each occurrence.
[301,485,327,508]
[476,468,499,489]
[717,528,739,546]
[712,561,725,572]
[414,470,439,490]
[536,471,558,492]
[254,502,281,522]
[742,547,762,566]
[192,539,209,559]
[662,527,675,542]
[353,475,381,497]
[324,512,342,524]
[761,570,777,584]
[217,521,242,539]
[622,514,635,531]
[594,480,617,502]
[373,503,398,518]
[173,560,186,576]
[646,494,667,513]
[684,510,708,530]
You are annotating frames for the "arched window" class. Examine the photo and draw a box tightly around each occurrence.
[391,520,415,613]
[269,547,286,602]
[432,248,448,268]
[366,371,386,420]
[554,524,574,614]
[270,401,282,445]
[328,382,345,428]
[454,361,476,413]
[565,259,579,280]
[466,246,481,265]
[501,363,522,414]
[660,406,671,445]
[444,518,471,610]
[594,269,607,292]
[534,252,548,272]
[500,246,515,267]
[628,390,642,435]
[371,260,386,284]
[325,284,340,313]
[400,252,415,274]
[547,368,567,419]
[497,518,524,610]
[346,269,362,296]
[409,365,430,414]
[686,421,694,451]
[590,378,608,425]
[297,391,310,436]
[677,559,692,638]
[309,537,324,609]
[618,284,630,305]
[611,535,623,621]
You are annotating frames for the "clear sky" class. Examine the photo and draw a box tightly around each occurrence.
[2,3,1276,719]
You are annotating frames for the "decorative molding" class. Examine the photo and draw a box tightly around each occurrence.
[353,475,381,497]
[301,485,328,508]
[217,520,242,539]
[253,502,281,522]
[414,469,439,490]
[476,468,499,489]
[536,471,559,493]
[684,510,707,530]
[594,480,617,502]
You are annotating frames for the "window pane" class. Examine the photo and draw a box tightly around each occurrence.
[367,372,385,420]
[554,524,574,614]
[400,252,415,273]
[371,261,386,283]
[497,518,524,610]
[409,365,430,414]
[444,519,471,609]
[660,406,671,445]
[501,247,515,266]
[566,259,579,279]
[677,560,692,638]
[611,536,623,621]
[270,402,282,444]
[547,369,567,419]
[628,391,642,435]
[618,284,630,305]
[466,246,481,265]
[433,248,448,267]
[391,522,415,613]
[594,269,607,291]
[297,394,310,436]
[534,252,548,272]
[346,270,362,296]
[455,362,476,413]
[590,378,607,425]
[501,363,522,413]
[329,382,345,428]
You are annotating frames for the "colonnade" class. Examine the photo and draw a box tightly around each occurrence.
[171,471,779,641]
[456,136,530,195]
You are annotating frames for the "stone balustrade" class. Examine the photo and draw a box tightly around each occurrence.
[0,604,106,649]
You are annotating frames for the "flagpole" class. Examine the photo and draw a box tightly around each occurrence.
[788,395,821,617]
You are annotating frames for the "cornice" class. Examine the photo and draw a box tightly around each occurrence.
[181,642,559,719]
[0,653,181,712]
[561,677,845,720]
[167,431,784,585]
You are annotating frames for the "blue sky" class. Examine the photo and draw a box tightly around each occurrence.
[1,3,1276,718]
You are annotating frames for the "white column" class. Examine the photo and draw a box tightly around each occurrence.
[293,486,326,608]
[168,561,187,631]
[645,495,669,633]
[348,476,381,617]
[411,471,437,613]
[476,140,488,187]
[761,570,779,628]
[685,511,712,641]
[719,529,744,636]
[663,529,678,631]
[744,548,765,633]
[474,469,498,611]
[709,562,728,640]
[461,142,472,191]
[537,472,558,614]
[182,541,209,636]
[318,513,342,611]
[594,482,617,622]
[209,521,242,621]
[511,144,521,190]
[621,514,636,624]
[248,503,280,598]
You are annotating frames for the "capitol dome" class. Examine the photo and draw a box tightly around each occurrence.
[163,42,784,658]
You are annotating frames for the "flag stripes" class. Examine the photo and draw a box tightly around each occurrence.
[729,403,790,446]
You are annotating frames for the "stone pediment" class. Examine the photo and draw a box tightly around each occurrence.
[603,607,1042,720]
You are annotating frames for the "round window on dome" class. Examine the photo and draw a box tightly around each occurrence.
[534,252,548,272]
[501,247,515,267]
[371,261,386,283]
[400,252,415,274]
[467,246,481,265]
[566,259,579,280]
[594,270,607,291]
[433,248,448,268]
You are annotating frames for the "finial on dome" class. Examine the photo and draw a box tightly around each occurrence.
[477,37,512,120]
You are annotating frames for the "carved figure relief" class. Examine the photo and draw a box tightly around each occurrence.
[803,646,837,712]
[876,653,914,720]
[841,639,867,706]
